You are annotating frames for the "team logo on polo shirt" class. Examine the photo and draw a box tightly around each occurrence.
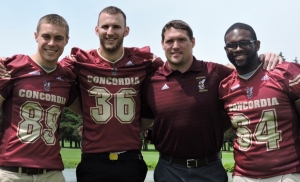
[196,76,208,92]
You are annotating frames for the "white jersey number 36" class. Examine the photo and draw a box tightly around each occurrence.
[89,86,137,124]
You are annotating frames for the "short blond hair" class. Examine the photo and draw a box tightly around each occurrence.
[37,14,69,36]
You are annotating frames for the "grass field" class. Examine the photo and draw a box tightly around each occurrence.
[61,144,234,171]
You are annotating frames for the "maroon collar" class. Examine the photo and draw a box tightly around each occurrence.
[159,56,203,76]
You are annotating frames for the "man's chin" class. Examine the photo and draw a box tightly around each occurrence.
[103,46,119,52]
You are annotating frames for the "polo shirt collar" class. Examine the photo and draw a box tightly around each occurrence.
[160,56,202,76]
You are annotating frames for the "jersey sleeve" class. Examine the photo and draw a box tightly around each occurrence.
[140,72,155,119]
[0,77,14,100]
[0,55,30,99]
[277,62,300,102]
[58,64,79,107]
[65,81,79,107]
[71,47,97,64]
[59,53,81,77]
[128,46,164,74]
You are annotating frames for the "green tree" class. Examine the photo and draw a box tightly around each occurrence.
[294,57,298,63]
[60,108,82,148]
[222,128,236,151]
[278,52,285,60]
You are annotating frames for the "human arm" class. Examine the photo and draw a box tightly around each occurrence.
[295,100,300,116]
[221,111,232,132]
[66,99,83,137]
[140,118,154,132]
[259,53,284,71]
[67,99,82,116]
[0,96,4,108]
[78,125,83,137]
[0,57,11,77]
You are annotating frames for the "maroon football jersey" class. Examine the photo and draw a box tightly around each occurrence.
[219,62,300,178]
[0,55,77,170]
[60,47,163,153]
[141,58,233,158]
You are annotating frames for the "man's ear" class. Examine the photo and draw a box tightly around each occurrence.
[161,40,165,50]
[34,32,38,42]
[191,37,195,48]
[65,36,69,45]
[124,26,130,37]
[95,26,99,37]
[255,40,260,51]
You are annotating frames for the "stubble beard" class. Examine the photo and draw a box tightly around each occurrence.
[100,37,124,53]
[229,52,257,71]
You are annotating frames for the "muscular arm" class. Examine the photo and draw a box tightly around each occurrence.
[67,99,82,116]
[295,100,300,117]
[222,111,232,132]
[140,118,154,132]
[0,96,4,108]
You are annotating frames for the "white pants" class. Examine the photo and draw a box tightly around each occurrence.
[233,173,300,182]
[0,169,66,182]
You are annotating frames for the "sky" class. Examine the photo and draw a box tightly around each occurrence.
[1,0,299,65]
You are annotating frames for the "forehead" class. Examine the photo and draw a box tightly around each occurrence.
[98,13,125,26]
[164,27,189,40]
[38,23,68,37]
[225,29,252,42]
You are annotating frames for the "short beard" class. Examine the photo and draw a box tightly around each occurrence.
[100,38,123,53]
[229,52,257,71]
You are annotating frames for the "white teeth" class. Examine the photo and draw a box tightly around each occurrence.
[45,49,57,53]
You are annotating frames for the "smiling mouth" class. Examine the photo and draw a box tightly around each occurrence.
[234,55,246,59]
[45,49,58,53]
[106,38,116,41]
[171,52,182,55]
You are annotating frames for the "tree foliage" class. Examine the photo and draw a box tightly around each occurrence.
[278,52,285,60]
[294,57,298,63]
[60,108,82,148]
[222,128,236,151]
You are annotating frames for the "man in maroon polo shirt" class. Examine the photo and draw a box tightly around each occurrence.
[140,20,284,182]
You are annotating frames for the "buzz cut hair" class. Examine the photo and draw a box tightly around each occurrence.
[37,14,69,36]
[98,6,127,26]
[161,20,193,41]
[224,22,257,41]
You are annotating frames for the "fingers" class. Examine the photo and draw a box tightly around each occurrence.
[260,53,282,71]
[0,57,9,77]
[0,72,11,78]
[0,56,7,62]
[65,54,76,60]
[266,53,277,71]
[78,125,83,137]
[0,63,9,78]
[278,56,284,64]
[85,49,93,52]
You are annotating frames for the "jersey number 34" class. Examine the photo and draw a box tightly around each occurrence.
[232,109,282,151]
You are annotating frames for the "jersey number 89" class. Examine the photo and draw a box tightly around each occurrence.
[18,101,60,145]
